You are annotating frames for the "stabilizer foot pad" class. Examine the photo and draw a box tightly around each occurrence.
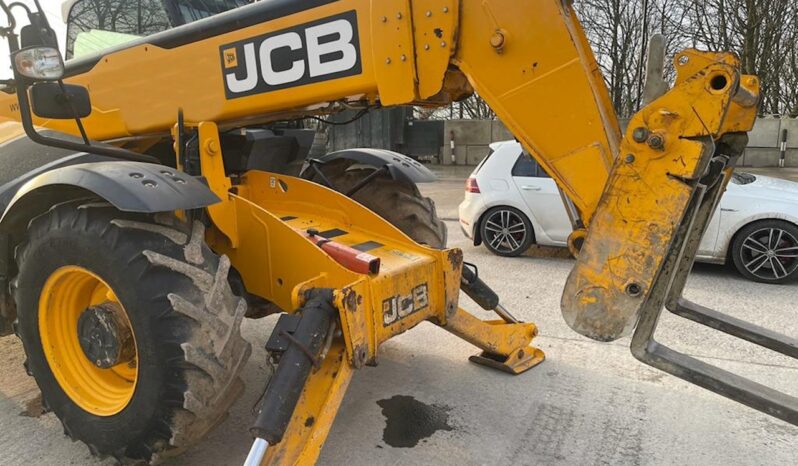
[468,346,545,375]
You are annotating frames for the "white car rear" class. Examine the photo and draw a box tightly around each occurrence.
[459,141,798,284]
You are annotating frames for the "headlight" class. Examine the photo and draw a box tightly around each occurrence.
[13,47,64,81]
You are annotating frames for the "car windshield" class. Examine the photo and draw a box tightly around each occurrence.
[731,172,757,185]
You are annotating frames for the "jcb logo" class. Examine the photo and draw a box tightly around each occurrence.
[221,11,362,99]
[383,284,430,327]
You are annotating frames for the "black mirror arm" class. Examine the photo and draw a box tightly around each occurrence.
[56,80,91,145]
[15,78,159,164]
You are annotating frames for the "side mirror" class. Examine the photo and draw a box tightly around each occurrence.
[30,82,91,119]
[13,46,64,81]
[20,12,59,49]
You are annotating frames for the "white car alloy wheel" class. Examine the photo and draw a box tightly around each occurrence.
[481,207,533,257]
[732,220,798,284]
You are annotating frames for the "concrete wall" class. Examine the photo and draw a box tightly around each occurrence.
[740,117,796,167]
[438,117,798,167]
[326,112,798,167]
[440,120,513,165]
[327,108,410,153]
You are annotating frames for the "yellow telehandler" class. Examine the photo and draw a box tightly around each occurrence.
[0,0,791,465]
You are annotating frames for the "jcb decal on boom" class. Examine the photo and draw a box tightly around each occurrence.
[221,10,361,99]
[383,284,430,326]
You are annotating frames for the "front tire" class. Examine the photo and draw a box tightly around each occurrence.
[730,219,798,284]
[13,200,251,462]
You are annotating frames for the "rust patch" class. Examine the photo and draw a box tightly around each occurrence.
[446,249,463,271]
[343,288,358,313]
[353,345,367,369]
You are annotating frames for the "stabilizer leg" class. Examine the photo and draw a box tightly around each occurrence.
[446,263,545,374]
[441,307,545,375]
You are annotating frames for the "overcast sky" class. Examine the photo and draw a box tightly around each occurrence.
[0,0,67,79]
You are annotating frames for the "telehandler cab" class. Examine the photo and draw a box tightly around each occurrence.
[0,1,792,465]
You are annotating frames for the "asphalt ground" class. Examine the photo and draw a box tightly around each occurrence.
[0,167,796,465]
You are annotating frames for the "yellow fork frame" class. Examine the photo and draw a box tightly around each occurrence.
[196,163,543,465]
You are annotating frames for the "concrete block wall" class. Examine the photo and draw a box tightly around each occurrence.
[740,117,796,167]
[441,120,512,165]
[435,117,798,167]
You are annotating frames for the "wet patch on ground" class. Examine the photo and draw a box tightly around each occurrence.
[377,395,454,448]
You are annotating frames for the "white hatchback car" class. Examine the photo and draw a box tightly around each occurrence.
[459,141,798,284]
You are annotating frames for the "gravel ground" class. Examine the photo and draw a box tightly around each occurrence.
[0,174,795,466]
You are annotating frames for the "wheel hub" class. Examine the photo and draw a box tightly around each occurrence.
[77,302,135,369]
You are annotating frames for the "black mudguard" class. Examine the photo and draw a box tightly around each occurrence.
[303,148,438,185]
[3,161,219,220]
[0,134,219,334]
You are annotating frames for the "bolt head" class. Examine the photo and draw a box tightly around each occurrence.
[396,12,403,19]
[381,16,387,22]
[426,10,432,17]
[632,127,649,143]
[205,139,219,155]
[490,32,505,49]
[647,134,665,150]
[424,44,430,50]
[443,6,449,13]
[625,154,636,164]
[386,57,392,64]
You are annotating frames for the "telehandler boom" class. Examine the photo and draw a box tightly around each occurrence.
[0,0,791,465]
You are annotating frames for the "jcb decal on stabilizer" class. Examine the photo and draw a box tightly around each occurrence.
[383,284,430,327]
[221,10,361,99]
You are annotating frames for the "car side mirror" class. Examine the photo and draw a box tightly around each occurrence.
[30,82,92,119]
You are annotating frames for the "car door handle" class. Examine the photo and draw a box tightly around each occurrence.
[522,186,542,191]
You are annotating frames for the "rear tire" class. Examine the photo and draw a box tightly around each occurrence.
[13,200,251,462]
[480,206,534,257]
[307,160,447,248]
[730,219,798,284]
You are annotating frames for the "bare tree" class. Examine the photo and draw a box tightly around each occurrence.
[574,0,798,117]
[682,0,798,115]
[66,0,170,58]
[574,0,694,117]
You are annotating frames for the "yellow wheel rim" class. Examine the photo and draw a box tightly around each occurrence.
[39,266,138,416]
